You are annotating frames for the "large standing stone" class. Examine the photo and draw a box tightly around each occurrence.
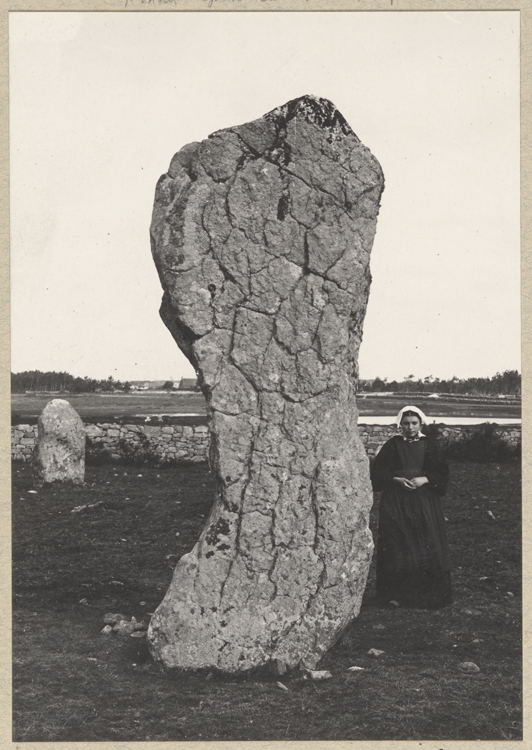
[34,399,85,485]
[148,95,384,672]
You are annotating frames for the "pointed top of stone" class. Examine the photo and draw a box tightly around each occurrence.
[264,94,358,141]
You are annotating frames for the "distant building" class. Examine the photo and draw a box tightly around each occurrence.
[130,380,166,390]
[178,378,198,391]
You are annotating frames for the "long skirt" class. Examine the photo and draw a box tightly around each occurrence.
[376,484,452,609]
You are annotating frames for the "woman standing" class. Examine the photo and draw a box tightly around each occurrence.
[370,405,452,609]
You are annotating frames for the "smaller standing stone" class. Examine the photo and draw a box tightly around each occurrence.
[34,399,85,485]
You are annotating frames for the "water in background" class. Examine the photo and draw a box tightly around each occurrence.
[136,413,521,425]
[360,416,521,426]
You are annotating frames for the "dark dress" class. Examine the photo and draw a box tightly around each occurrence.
[370,434,452,609]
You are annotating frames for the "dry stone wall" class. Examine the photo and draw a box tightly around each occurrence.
[359,424,522,457]
[12,424,38,461]
[84,422,209,464]
[12,421,521,464]
[12,420,209,464]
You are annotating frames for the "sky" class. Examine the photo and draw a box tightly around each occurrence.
[9,10,520,383]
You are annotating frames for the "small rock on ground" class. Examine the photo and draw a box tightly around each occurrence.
[368,649,385,657]
[459,661,481,673]
[103,613,128,625]
[113,620,138,636]
[307,670,332,681]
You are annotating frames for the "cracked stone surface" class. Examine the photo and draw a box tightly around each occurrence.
[147,95,384,672]
[34,399,85,485]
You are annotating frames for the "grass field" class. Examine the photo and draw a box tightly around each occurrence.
[11,391,521,422]
[12,459,521,741]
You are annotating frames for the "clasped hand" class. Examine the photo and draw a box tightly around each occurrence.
[392,476,429,491]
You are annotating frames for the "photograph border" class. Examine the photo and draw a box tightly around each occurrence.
[1,1,529,748]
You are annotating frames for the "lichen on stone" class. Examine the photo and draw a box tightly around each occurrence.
[148,95,385,673]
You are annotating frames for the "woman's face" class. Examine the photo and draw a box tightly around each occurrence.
[401,414,421,438]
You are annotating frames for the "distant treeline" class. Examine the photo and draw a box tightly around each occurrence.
[359,370,521,396]
[11,370,132,394]
[11,369,521,397]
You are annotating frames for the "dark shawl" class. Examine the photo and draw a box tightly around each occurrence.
[370,434,449,496]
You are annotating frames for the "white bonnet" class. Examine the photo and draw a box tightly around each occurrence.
[395,405,429,426]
